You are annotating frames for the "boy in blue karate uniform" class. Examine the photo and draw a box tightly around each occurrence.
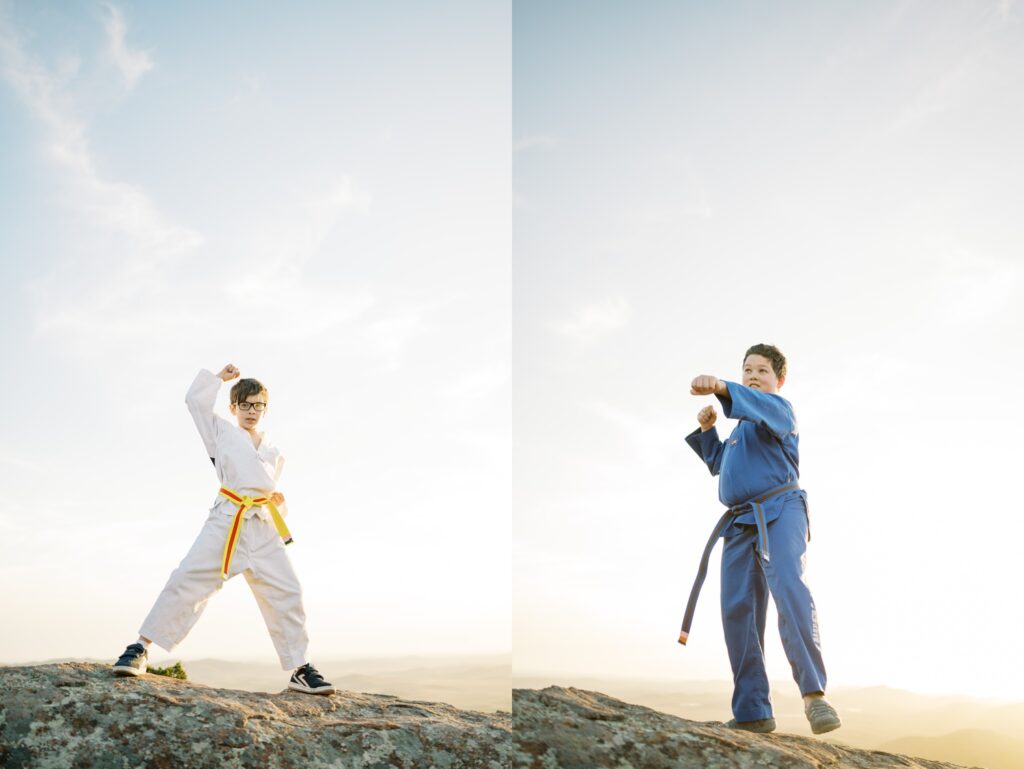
[683,344,841,735]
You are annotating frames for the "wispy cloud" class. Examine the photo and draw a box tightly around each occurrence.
[0,450,42,474]
[215,175,376,341]
[623,151,714,221]
[311,176,373,219]
[227,72,263,106]
[514,134,558,152]
[362,303,437,371]
[588,400,682,465]
[888,57,973,134]
[245,176,373,275]
[0,14,201,257]
[553,298,631,344]
[0,7,206,374]
[0,12,389,371]
[32,170,379,355]
[929,248,1022,326]
[103,3,153,90]
[444,365,509,404]
[623,203,713,223]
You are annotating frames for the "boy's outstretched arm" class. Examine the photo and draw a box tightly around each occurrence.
[186,364,237,461]
[719,381,796,441]
[690,374,729,399]
[691,374,795,439]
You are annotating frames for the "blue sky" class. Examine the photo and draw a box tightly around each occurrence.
[3,0,1023,702]
[512,0,1024,699]
[0,0,510,664]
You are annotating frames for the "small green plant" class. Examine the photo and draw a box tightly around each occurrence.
[147,661,188,680]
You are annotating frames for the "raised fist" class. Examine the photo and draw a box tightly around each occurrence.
[697,405,717,431]
[690,375,721,396]
[217,364,240,382]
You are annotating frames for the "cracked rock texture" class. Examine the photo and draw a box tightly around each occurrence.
[0,662,511,769]
[512,687,979,769]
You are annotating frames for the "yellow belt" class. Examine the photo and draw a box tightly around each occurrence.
[218,487,293,580]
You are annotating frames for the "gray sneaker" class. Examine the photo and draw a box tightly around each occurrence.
[725,717,776,733]
[805,697,841,734]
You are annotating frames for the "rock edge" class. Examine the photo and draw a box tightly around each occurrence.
[0,662,511,769]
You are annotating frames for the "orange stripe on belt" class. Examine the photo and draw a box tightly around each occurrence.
[217,487,294,580]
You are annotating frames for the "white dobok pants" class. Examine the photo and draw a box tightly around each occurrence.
[139,509,310,670]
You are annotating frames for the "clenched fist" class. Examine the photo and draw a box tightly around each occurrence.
[697,405,717,431]
[217,364,240,382]
[690,374,723,396]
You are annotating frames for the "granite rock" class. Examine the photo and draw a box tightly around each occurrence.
[512,686,978,769]
[0,662,511,769]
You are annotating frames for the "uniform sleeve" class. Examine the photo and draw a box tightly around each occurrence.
[685,426,724,476]
[716,381,796,440]
[185,369,224,460]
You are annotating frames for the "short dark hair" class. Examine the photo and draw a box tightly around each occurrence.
[230,378,268,405]
[744,344,787,380]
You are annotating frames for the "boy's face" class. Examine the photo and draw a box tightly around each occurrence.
[229,392,268,430]
[742,354,784,393]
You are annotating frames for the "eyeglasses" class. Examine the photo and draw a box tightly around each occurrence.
[235,401,267,412]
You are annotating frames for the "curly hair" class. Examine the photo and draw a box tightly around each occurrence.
[743,344,787,380]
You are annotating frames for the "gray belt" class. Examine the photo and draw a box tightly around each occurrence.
[678,482,800,645]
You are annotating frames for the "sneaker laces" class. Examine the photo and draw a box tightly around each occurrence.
[297,664,325,683]
[806,698,837,719]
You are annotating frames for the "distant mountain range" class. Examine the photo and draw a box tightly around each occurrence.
[879,729,1024,769]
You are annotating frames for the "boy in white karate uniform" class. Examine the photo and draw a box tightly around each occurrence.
[113,364,334,695]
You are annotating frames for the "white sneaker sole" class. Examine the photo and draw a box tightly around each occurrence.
[288,682,335,695]
[112,665,147,677]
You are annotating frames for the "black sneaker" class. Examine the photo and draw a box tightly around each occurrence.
[288,663,335,695]
[725,717,777,733]
[112,643,148,677]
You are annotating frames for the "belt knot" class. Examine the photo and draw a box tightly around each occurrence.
[217,486,293,580]
[678,482,800,646]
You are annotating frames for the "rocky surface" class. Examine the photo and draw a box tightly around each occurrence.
[0,662,511,768]
[512,687,979,769]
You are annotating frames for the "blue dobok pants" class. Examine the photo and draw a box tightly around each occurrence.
[720,496,827,721]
